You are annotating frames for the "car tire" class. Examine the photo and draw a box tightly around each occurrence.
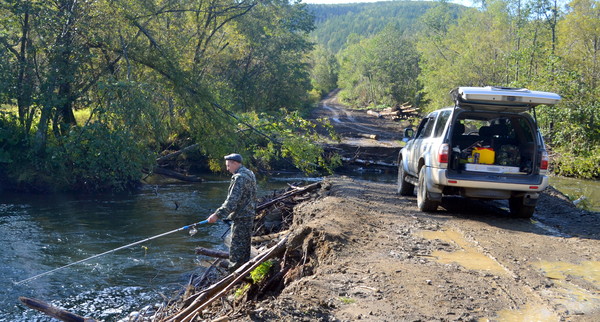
[509,196,535,218]
[397,159,414,196]
[417,166,439,212]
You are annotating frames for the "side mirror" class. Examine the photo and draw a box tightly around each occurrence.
[403,128,414,142]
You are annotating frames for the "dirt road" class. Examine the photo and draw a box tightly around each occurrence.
[253,98,600,321]
[257,177,599,321]
[311,91,406,166]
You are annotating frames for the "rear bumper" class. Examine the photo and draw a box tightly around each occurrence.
[427,167,549,196]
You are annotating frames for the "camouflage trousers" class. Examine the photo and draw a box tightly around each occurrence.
[224,217,253,272]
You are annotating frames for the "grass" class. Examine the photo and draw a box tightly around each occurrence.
[1,104,93,126]
[339,296,355,304]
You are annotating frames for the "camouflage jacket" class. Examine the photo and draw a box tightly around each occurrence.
[215,166,257,221]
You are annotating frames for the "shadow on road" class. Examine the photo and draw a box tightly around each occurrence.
[435,194,600,241]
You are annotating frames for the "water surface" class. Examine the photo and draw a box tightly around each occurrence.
[0,175,294,321]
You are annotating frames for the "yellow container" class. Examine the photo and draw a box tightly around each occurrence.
[472,147,495,164]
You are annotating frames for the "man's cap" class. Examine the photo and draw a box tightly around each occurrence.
[224,153,243,163]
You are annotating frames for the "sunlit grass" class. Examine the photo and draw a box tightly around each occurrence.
[74,108,92,125]
[0,104,93,126]
[0,104,18,114]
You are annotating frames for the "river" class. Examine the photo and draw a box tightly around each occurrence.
[549,176,600,212]
[0,174,320,321]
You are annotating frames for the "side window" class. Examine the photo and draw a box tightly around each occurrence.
[417,115,436,139]
[434,110,451,137]
[414,118,430,138]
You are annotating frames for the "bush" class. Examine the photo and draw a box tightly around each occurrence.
[1,115,153,192]
[58,123,154,192]
[551,148,600,179]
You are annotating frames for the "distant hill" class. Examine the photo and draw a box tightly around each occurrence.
[307,1,465,53]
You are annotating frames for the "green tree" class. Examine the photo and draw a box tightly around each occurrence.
[0,0,336,191]
[310,45,339,96]
[338,24,420,108]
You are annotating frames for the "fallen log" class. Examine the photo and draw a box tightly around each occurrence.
[358,133,379,140]
[366,110,381,118]
[19,297,96,322]
[194,247,229,259]
[379,111,402,117]
[252,230,289,243]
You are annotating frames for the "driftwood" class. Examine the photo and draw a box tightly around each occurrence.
[252,230,288,243]
[256,181,321,212]
[164,236,289,321]
[194,247,229,259]
[18,297,96,322]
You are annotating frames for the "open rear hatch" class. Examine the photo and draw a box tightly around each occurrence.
[451,86,561,112]
[447,112,544,176]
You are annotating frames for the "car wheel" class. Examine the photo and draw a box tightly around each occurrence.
[509,196,535,218]
[397,159,414,196]
[417,166,439,212]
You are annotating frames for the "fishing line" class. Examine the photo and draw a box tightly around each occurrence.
[15,220,209,285]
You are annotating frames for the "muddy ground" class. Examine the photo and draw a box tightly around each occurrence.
[241,97,600,321]
[247,176,599,321]
[311,90,407,166]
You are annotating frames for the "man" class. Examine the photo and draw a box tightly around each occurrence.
[207,153,257,272]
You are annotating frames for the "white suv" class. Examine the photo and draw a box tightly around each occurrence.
[397,86,561,218]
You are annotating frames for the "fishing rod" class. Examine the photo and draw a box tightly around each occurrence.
[15,220,209,285]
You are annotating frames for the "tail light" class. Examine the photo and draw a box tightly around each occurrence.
[438,144,449,163]
[540,151,549,170]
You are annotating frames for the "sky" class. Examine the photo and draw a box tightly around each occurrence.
[301,0,475,7]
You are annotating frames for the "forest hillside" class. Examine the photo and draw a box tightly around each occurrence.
[308,1,465,53]
[307,0,599,180]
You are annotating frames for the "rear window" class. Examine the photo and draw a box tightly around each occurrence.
[451,112,536,149]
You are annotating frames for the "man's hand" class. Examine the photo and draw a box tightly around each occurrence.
[207,213,219,224]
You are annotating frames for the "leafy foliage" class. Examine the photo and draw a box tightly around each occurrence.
[415,0,600,178]
[310,45,339,96]
[337,24,421,108]
[0,0,331,191]
[245,110,341,175]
